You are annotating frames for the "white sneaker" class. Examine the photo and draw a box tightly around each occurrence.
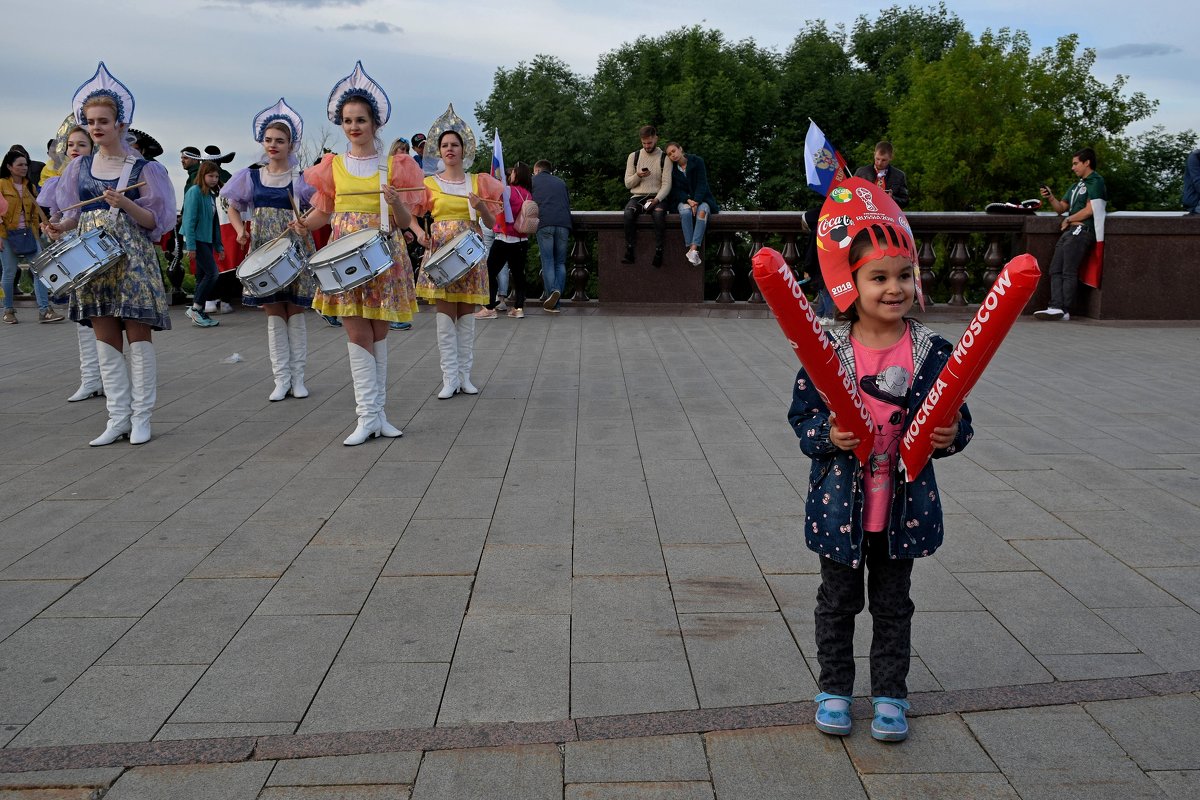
[686,249,702,265]
[495,300,508,312]
[1061,312,1071,321]
[204,301,218,313]
[1033,307,1065,320]
[219,302,234,314]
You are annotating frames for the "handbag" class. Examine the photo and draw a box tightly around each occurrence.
[7,227,38,257]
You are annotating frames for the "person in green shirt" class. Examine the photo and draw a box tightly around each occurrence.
[1034,147,1106,321]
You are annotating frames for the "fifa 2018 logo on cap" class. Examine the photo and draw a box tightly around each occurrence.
[855,187,877,212]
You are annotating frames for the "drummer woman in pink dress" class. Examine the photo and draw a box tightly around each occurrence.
[44,63,176,446]
[289,62,422,446]
[223,99,318,403]
[412,105,501,399]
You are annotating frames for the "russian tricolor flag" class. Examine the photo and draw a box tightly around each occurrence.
[491,131,513,224]
[804,120,849,197]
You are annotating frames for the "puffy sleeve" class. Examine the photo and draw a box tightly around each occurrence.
[389,153,427,210]
[220,167,255,213]
[135,161,177,240]
[474,172,503,204]
[304,154,337,214]
[293,170,316,210]
[54,157,85,224]
[37,177,61,216]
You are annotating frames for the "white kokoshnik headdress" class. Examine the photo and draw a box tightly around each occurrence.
[327,61,390,126]
[253,97,304,145]
[423,103,477,173]
[72,62,135,125]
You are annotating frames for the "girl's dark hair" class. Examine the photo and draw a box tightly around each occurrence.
[510,161,533,191]
[196,160,221,197]
[0,149,28,179]
[438,130,464,149]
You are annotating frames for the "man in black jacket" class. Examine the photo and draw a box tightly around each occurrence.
[854,141,909,208]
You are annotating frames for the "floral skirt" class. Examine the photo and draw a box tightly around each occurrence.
[310,211,417,323]
[415,219,488,305]
[70,208,171,330]
[241,207,317,308]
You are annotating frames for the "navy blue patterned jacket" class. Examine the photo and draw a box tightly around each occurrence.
[787,319,973,568]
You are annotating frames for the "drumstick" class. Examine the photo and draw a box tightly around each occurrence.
[337,187,428,196]
[57,182,148,214]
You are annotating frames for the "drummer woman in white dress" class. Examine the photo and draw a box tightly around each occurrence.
[222,99,318,402]
[44,63,176,446]
[412,106,501,399]
[289,62,423,445]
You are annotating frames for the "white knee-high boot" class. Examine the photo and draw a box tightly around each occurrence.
[373,341,402,438]
[89,342,132,446]
[456,314,478,395]
[68,324,104,402]
[287,313,309,398]
[344,342,381,446]
[267,315,292,402]
[436,312,460,400]
[128,341,157,445]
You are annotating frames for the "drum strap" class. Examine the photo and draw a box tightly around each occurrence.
[378,161,390,235]
[107,155,137,227]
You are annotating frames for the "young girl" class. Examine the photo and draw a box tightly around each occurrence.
[181,160,224,327]
[476,161,533,320]
[788,180,972,742]
[222,98,318,401]
[45,62,176,446]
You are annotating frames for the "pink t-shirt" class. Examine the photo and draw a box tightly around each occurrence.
[851,328,914,532]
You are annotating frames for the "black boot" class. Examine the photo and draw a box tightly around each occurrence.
[652,248,663,267]
[622,245,635,264]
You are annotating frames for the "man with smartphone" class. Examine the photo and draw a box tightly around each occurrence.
[1034,147,1106,321]
[621,125,673,267]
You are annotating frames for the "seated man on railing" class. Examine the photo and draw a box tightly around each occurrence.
[621,125,672,268]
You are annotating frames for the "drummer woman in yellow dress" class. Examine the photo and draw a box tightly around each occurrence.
[289,62,422,446]
[411,106,502,399]
[223,98,318,403]
[45,63,176,447]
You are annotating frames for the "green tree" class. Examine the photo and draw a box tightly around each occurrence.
[851,2,964,99]
[1100,126,1199,211]
[888,29,1156,210]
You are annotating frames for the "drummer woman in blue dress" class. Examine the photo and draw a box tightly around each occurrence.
[222,99,318,402]
[43,63,176,446]
[289,62,423,445]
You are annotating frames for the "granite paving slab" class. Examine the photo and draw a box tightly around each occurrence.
[409,744,561,800]
[705,726,867,799]
[564,734,709,784]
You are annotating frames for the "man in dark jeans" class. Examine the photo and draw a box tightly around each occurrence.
[1035,147,1107,321]
[621,125,672,267]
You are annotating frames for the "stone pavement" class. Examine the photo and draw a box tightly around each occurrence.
[1,304,1199,797]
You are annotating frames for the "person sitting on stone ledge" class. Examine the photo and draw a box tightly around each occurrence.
[621,125,672,267]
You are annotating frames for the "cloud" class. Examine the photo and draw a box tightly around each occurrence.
[1097,43,1183,59]
[216,0,365,7]
[332,20,403,35]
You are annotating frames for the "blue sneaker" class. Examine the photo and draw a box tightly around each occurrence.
[870,697,910,742]
[185,307,219,327]
[814,692,853,736]
[389,321,412,331]
[321,314,342,328]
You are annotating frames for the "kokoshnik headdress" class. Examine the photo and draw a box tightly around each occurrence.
[253,97,303,146]
[72,62,135,126]
[423,103,477,174]
[327,61,390,127]
[49,113,79,170]
[815,176,923,312]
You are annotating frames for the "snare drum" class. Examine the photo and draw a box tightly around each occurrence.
[237,234,307,297]
[423,230,487,288]
[309,228,393,294]
[30,228,124,294]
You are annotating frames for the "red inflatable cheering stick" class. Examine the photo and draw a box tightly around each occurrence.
[752,247,875,466]
[899,253,1042,480]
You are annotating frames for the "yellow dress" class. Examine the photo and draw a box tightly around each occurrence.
[307,153,420,322]
[414,172,502,305]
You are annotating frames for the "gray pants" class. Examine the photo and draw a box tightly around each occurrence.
[1048,226,1095,311]
[815,531,914,698]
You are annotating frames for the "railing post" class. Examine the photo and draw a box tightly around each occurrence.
[569,236,591,302]
[947,235,970,306]
[715,234,736,303]
[748,234,765,304]
[782,235,801,279]
[918,238,936,305]
[983,234,1004,287]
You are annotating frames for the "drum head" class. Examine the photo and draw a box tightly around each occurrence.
[311,228,381,263]
[429,230,476,262]
[238,236,295,276]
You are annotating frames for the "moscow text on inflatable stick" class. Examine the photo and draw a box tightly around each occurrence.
[752,246,875,466]
[899,253,1041,480]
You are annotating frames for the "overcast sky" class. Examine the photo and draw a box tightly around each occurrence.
[1,0,1192,199]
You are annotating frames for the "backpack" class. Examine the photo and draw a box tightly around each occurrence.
[513,188,539,236]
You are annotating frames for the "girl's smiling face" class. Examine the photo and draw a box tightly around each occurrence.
[66,131,93,159]
[439,132,463,167]
[340,100,376,146]
[853,255,915,323]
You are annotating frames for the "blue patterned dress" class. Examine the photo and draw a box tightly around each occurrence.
[68,155,172,330]
[224,168,316,308]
